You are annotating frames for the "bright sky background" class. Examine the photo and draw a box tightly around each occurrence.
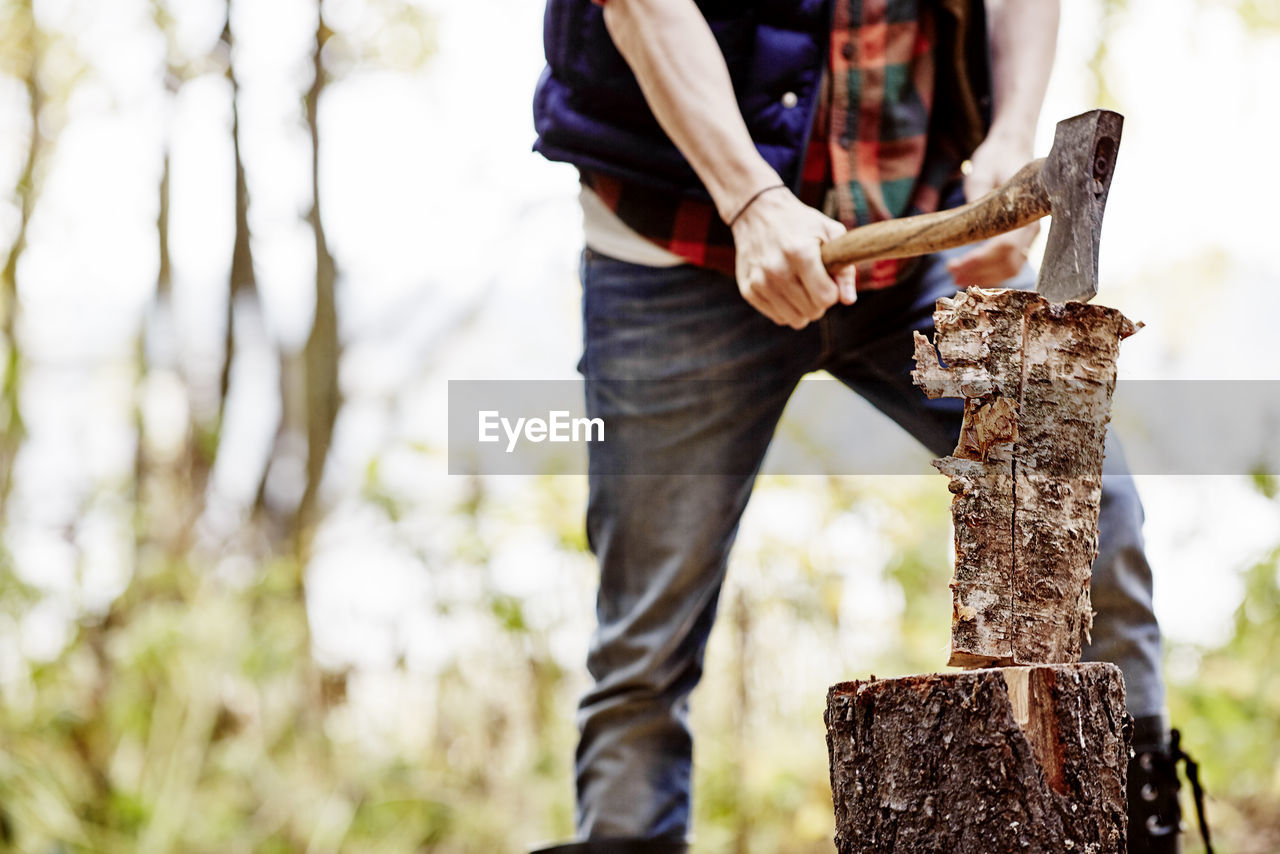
[2,0,1279,697]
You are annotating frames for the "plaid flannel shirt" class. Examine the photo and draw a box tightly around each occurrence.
[585,0,951,291]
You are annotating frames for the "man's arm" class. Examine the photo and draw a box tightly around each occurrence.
[600,0,855,329]
[947,0,1061,287]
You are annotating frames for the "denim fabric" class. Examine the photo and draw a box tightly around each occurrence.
[574,247,1165,839]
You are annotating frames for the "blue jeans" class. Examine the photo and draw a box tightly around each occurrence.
[574,248,1164,839]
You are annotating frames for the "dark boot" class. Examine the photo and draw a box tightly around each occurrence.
[531,837,688,854]
[1127,721,1213,854]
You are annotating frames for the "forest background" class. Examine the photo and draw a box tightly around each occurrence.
[0,0,1277,852]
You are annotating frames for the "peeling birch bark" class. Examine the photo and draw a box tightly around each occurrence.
[825,663,1128,853]
[937,456,1015,667]
[912,288,1137,667]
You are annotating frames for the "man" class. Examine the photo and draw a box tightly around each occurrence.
[530,1,1186,851]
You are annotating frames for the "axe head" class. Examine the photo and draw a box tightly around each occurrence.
[1036,109,1124,303]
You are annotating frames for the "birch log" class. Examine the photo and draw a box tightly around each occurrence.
[912,288,1137,667]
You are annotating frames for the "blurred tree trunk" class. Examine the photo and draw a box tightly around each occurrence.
[282,5,342,726]
[0,0,40,522]
[133,0,216,562]
[247,3,339,733]
[217,2,259,468]
[297,11,340,555]
[254,8,340,564]
[139,0,259,541]
[134,0,175,555]
[223,14,253,410]
[134,143,174,546]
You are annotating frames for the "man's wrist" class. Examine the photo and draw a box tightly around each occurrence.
[710,160,787,224]
[725,184,788,228]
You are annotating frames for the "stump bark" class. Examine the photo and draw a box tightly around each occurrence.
[825,663,1128,853]
[912,287,1138,667]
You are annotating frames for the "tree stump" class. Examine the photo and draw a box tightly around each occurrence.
[825,663,1128,853]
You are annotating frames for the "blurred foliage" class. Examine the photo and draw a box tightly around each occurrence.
[1164,475,1280,854]
[0,471,584,852]
[1228,0,1280,31]
[323,0,436,75]
[7,467,1278,852]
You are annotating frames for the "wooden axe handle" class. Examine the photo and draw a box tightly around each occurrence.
[819,158,1051,268]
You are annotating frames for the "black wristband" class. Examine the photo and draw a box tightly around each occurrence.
[725,183,787,228]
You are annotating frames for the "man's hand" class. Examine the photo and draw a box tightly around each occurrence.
[946,130,1038,287]
[731,188,856,329]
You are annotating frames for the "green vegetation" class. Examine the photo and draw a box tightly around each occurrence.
[2,474,1277,851]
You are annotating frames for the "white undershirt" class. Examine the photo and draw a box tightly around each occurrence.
[579,184,685,268]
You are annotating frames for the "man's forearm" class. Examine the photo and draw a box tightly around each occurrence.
[984,0,1060,146]
[601,0,780,222]
[598,0,852,327]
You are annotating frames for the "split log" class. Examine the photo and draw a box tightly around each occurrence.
[825,662,1128,854]
[912,288,1138,667]
[935,456,1015,667]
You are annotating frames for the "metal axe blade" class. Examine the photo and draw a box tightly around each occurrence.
[1036,110,1124,303]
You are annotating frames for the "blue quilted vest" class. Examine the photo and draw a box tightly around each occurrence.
[532,0,992,202]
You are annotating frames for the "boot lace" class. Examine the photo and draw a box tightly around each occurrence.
[1170,728,1213,854]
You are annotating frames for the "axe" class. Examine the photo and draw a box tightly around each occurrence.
[819,109,1123,303]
